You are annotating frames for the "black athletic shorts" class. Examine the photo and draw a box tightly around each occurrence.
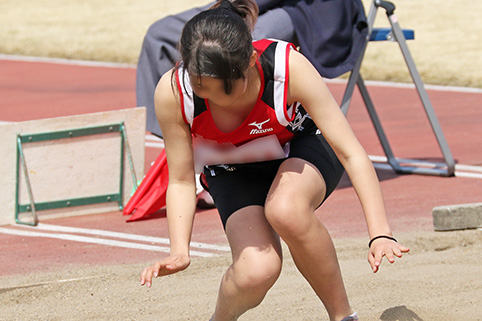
[201,132,345,228]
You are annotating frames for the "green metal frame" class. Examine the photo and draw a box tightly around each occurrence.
[15,122,137,226]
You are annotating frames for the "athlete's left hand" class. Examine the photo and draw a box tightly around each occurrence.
[368,238,410,273]
[140,254,191,287]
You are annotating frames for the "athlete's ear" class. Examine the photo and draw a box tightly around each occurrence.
[248,50,258,68]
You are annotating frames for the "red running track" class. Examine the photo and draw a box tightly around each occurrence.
[0,57,481,276]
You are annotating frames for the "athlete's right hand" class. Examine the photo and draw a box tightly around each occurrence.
[140,255,191,287]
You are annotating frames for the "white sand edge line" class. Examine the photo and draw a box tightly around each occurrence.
[0,276,103,291]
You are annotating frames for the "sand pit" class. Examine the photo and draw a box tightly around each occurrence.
[1,229,481,320]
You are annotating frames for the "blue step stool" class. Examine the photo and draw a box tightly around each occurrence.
[370,27,414,41]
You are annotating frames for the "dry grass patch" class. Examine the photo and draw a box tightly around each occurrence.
[360,0,482,87]
[0,0,206,63]
[1,0,481,87]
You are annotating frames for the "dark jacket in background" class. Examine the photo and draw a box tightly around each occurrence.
[261,0,368,78]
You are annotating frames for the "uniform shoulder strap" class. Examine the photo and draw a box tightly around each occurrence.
[175,67,195,125]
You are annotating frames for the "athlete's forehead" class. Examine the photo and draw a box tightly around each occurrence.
[190,74,245,94]
[191,75,223,87]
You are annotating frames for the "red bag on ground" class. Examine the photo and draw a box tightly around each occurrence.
[123,149,168,221]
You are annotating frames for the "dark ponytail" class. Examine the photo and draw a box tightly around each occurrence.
[175,0,259,94]
[210,0,259,32]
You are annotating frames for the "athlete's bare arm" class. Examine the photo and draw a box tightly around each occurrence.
[287,50,409,273]
[140,70,197,287]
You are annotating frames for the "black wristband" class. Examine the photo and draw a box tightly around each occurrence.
[369,235,397,248]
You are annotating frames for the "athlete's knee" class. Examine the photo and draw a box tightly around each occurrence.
[230,250,281,296]
[265,194,313,238]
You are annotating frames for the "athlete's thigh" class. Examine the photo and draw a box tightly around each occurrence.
[271,132,344,209]
[204,160,283,228]
[267,157,327,211]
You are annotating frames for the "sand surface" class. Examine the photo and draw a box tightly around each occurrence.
[1,229,481,320]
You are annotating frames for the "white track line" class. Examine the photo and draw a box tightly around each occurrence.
[145,134,164,149]
[0,227,218,257]
[455,164,482,173]
[0,54,135,69]
[324,78,482,94]
[2,54,482,94]
[145,141,164,149]
[145,134,163,141]
[32,223,230,252]
[369,155,482,179]
[453,171,482,179]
